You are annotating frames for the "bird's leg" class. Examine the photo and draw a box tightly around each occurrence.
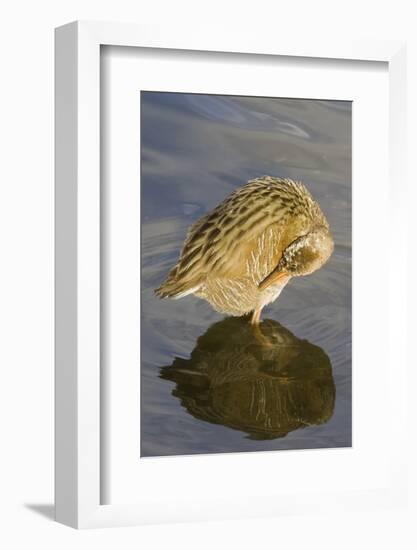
[251,307,262,325]
[250,314,273,346]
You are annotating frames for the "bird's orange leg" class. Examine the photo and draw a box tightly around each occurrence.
[251,307,262,325]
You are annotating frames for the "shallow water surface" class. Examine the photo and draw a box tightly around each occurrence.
[140,92,351,457]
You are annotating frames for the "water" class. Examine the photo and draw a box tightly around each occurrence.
[140,92,351,457]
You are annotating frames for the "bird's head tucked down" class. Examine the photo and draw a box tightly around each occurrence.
[259,225,334,290]
[280,225,334,277]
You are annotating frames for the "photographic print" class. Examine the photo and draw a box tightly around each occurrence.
[140,91,351,457]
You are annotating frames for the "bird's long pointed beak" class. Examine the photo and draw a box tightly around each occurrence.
[258,269,290,291]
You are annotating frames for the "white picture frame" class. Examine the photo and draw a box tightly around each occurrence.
[55,20,407,529]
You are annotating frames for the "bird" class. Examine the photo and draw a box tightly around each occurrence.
[155,176,334,324]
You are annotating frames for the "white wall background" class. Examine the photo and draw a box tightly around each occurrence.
[0,0,415,548]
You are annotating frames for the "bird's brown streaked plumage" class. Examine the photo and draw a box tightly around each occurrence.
[155,176,334,323]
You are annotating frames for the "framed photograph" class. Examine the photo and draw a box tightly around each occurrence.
[139,91,352,457]
[55,21,407,528]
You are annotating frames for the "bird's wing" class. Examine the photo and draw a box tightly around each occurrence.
[155,177,312,298]
[170,199,284,288]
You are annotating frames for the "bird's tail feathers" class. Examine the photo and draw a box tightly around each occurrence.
[154,270,201,300]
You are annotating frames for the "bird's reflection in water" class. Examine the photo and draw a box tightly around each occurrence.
[160,317,335,440]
